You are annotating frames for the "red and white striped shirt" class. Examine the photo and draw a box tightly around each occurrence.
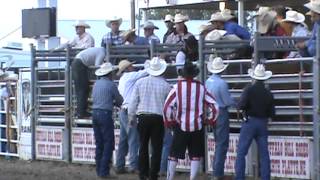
[163,79,219,132]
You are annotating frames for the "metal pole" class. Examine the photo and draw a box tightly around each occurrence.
[130,0,135,29]
[198,35,204,83]
[312,26,320,180]
[106,43,111,63]
[150,39,154,58]
[253,32,259,66]
[64,46,72,162]
[30,44,36,160]
[237,0,244,27]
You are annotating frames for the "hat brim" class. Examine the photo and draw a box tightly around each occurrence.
[95,68,114,76]
[281,13,305,24]
[116,61,135,76]
[207,63,228,74]
[144,60,167,76]
[248,69,272,80]
[106,18,123,28]
[143,26,159,30]
[74,24,90,28]
[304,2,320,14]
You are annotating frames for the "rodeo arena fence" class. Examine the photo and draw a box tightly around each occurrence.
[0,30,318,179]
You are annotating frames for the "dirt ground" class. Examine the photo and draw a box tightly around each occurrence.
[0,157,223,180]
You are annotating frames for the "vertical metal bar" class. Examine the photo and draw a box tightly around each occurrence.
[198,35,204,83]
[64,46,72,162]
[30,44,36,160]
[253,32,259,66]
[313,26,320,180]
[238,0,244,27]
[150,39,155,58]
[106,43,111,63]
[130,0,135,29]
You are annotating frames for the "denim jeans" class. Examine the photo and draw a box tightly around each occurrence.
[160,128,173,173]
[212,108,229,177]
[71,59,89,117]
[92,109,114,177]
[116,108,139,171]
[235,117,270,180]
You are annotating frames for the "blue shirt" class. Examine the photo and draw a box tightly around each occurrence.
[92,77,123,111]
[133,36,149,45]
[205,74,234,108]
[303,21,320,57]
[101,31,123,48]
[224,21,251,40]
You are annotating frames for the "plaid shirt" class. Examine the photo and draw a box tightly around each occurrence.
[128,75,171,118]
[101,31,123,48]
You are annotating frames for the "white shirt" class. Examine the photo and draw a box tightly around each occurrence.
[75,47,105,67]
[59,32,95,49]
[118,70,148,106]
[175,51,186,71]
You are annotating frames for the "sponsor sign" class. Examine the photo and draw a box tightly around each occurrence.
[36,127,63,160]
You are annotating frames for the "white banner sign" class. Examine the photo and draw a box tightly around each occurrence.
[36,127,63,160]
[72,128,96,162]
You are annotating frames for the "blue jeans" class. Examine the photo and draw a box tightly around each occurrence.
[92,109,114,177]
[212,108,229,177]
[116,108,139,171]
[235,117,270,180]
[160,128,173,173]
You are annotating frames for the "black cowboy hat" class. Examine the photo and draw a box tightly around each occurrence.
[180,61,199,78]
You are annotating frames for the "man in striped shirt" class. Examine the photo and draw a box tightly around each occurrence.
[128,57,171,180]
[163,61,219,180]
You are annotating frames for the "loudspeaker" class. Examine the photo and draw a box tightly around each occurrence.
[22,8,56,38]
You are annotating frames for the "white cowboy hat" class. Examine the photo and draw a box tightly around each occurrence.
[105,16,123,28]
[257,11,277,34]
[207,56,229,74]
[248,64,272,80]
[95,62,116,76]
[282,10,305,24]
[144,57,167,76]
[254,7,271,17]
[120,29,136,41]
[305,1,320,14]
[73,20,90,28]
[209,12,225,22]
[142,21,159,29]
[164,14,174,22]
[117,59,135,76]
[174,13,189,23]
[221,9,235,21]
[205,30,227,41]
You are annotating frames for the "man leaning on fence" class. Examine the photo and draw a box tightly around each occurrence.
[101,16,124,47]
[115,59,148,174]
[128,57,171,180]
[205,56,234,180]
[235,64,275,180]
[92,62,123,179]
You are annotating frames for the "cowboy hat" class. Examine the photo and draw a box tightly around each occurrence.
[142,21,159,30]
[282,10,305,24]
[164,14,174,22]
[180,61,199,78]
[73,20,90,28]
[207,56,229,74]
[95,62,116,76]
[209,12,225,22]
[117,59,135,76]
[205,30,227,41]
[144,57,167,76]
[198,24,215,35]
[120,29,136,41]
[221,9,235,21]
[257,11,277,34]
[248,64,272,80]
[174,13,189,23]
[105,16,123,28]
[305,1,320,14]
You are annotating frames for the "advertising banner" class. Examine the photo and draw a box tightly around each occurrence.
[36,126,63,160]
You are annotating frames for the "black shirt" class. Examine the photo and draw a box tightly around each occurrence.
[238,81,275,119]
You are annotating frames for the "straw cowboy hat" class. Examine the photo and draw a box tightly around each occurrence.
[144,57,167,76]
[207,56,229,74]
[164,14,174,22]
[205,30,227,41]
[73,20,90,28]
[282,10,305,24]
[174,13,189,23]
[120,29,136,41]
[117,59,135,76]
[209,12,225,22]
[248,64,272,80]
[105,16,123,28]
[95,62,116,76]
[198,24,215,35]
[305,0,320,14]
[221,9,235,21]
[180,61,200,78]
[142,21,159,29]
